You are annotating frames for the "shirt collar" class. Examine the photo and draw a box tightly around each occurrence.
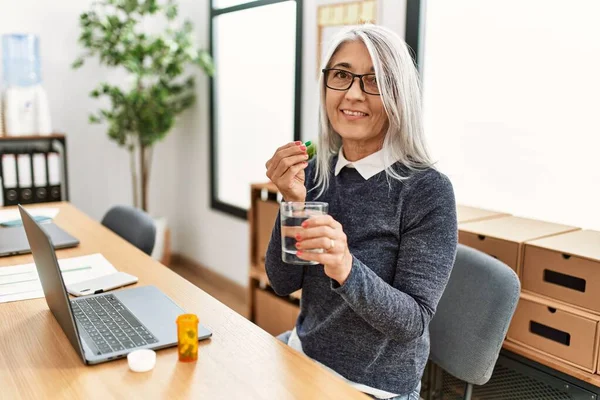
[334,147,396,180]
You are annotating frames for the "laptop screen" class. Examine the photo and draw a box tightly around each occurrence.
[18,205,86,362]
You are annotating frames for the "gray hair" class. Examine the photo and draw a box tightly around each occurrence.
[314,24,433,196]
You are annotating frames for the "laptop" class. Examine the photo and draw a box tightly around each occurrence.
[18,205,212,365]
[0,222,79,257]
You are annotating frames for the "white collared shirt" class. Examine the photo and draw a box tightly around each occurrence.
[334,147,396,180]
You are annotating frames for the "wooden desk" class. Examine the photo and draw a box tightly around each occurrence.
[0,203,368,399]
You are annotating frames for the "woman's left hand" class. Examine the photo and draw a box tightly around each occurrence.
[295,215,353,285]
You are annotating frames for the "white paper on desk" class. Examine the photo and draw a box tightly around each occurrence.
[0,207,60,224]
[0,254,117,303]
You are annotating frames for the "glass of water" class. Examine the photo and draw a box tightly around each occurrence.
[280,202,329,265]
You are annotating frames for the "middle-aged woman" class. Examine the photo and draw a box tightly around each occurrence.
[264,25,458,400]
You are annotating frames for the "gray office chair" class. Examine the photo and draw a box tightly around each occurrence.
[428,244,520,400]
[101,205,156,256]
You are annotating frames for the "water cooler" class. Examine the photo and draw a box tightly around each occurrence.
[1,34,52,136]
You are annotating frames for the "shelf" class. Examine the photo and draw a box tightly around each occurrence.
[0,133,70,203]
[503,340,600,387]
[0,133,65,141]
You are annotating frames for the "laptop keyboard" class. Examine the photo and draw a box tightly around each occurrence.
[71,294,158,355]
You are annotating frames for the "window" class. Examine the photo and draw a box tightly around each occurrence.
[417,0,600,228]
[210,0,302,219]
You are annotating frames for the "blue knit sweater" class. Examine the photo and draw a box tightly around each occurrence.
[265,158,458,395]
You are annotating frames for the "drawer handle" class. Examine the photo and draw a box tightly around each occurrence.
[530,321,570,346]
[477,235,486,241]
[543,269,586,293]
[547,307,557,313]
[562,254,571,260]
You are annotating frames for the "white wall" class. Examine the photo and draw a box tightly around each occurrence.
[422,0,600,230]
[1,0,132,219]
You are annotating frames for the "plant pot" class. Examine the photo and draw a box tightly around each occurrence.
[151,216,171,266]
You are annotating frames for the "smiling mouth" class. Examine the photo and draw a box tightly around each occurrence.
[341,109,368,117]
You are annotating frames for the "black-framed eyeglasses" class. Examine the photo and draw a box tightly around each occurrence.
[322,68,381,95]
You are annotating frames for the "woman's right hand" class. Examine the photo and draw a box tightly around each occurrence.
[265,141,309,203]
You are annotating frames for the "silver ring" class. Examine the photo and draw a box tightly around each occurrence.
[328,239,335,251]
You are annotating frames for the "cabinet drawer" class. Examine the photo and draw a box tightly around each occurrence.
[507,295,599,372]
[523,244,600,314]
[459,231,519,273]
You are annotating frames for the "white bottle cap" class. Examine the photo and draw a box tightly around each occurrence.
[127,349,156,372]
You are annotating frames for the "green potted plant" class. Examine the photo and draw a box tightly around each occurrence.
[73,0,214,212]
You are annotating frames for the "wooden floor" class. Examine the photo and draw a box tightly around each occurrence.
[168,255,248,318]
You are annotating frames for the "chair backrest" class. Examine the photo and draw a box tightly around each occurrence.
[101,205,156,256]
[429,244,520,385]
